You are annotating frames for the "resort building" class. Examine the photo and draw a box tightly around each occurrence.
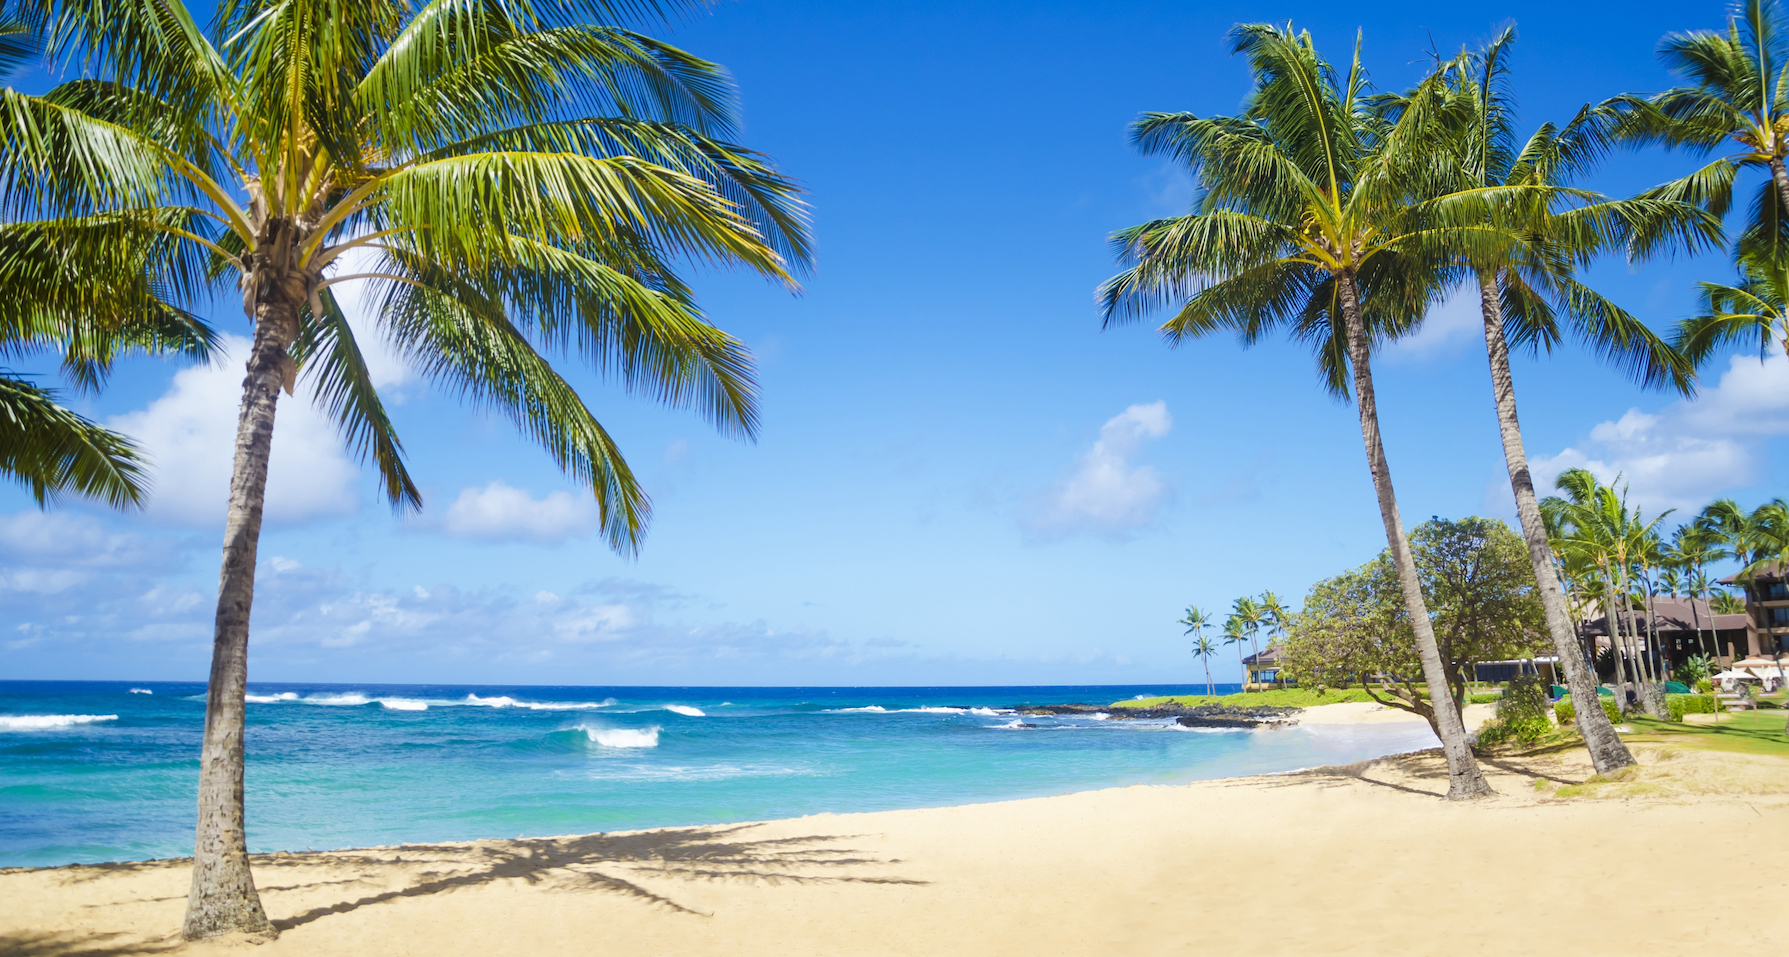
[1241,647,1285,691]
[1578,595,1749,667]
[1719,565,1789,659]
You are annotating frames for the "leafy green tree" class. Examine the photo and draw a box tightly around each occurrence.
[6,0,809,938]
[1423,30,1716,774]
[1098,23,1500,797]
[1180,605,1216,695]
[1282,517,1547,737]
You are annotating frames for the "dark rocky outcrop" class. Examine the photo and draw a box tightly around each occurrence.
[1015,702,1299,729]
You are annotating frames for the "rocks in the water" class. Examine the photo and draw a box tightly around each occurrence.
[1016,702,1298,729]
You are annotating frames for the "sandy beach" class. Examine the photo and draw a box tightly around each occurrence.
[7,705,1784,957]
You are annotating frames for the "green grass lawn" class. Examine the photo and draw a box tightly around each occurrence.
[1621,710,1789,758]
[1115,687,1503,710]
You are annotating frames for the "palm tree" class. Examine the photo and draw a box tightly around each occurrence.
[0,12,208,508]
[1221,615,1250,691]
[1422,31,1715,774]
[1669,524,1729,659]
[1259,590,1292,687]
[1181,605,1216,695]
[1677,249,1789,361]
[6,0,810,939]
[1623,0,1789,256]
[1098,23,1496,798]
[1232,595,1266,683]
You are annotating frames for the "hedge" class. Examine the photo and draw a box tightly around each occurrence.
[1554,696,1623,727]
[1666,693,1718,723]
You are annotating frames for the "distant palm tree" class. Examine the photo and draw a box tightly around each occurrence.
[1259,590,1292,688]
[1713,591,1747,614]
[3,0,810,939]
[1232,596,1266,681]
[1669,524,1728,659]
[1221,615,1249,692]
[1180,605,1216,695]
[1099,23,1497,798]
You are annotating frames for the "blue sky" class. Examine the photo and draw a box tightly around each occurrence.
[6,0,1789,686]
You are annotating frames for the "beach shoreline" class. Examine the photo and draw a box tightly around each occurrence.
[9,721,1778,956]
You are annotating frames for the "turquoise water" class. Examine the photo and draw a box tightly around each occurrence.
[0,681,1441,868]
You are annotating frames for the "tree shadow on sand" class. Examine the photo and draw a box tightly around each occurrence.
[251,824,926,930]
[0,931,180,957]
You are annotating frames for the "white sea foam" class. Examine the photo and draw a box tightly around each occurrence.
[245,692,299,703]
[663,705,704,717]
[827,705,887,713]
[376,698,428,711]
[585,726,660,748]
[128,688,153,695]
[0,714,118,730]
[990,719,1030,729]
[303,693,372,706]
[573,763,815,783]
[463,694,615,710]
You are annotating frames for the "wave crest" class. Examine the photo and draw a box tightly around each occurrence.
[0,714,118,730]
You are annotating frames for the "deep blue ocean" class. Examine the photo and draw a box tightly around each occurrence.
[0,681,1441,868]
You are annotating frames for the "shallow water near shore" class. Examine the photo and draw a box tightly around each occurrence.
[0,681,1440,868]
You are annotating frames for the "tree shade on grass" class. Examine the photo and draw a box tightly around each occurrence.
[4,0,809,939]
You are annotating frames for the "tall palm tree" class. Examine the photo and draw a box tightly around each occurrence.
[1180,605,1216,695]
[1623,0,1789,256]
[1669,523,1729,658]
[1099,23,1497,798]
[1423,30,1715,774]
[6,0,810,939]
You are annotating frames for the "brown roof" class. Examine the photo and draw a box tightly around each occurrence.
[1242,646,1283,666]
[1719,560,1788,585]
[1579,596,1748,637]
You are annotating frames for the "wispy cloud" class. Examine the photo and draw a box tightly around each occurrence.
[1532,352,1789,513]
[1028,401,1172,540]
[1385,284,1482,364]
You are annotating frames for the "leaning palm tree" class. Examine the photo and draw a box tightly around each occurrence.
[6,0,809,939]
[1421,29,1719,774]
[1099,23,1498,798]
[1622,0,1789,256]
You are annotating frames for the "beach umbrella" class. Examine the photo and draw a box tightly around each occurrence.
[1734,657,1777,668]
[1714,669,1760,681]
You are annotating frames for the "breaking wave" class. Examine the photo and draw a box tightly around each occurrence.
[463,694,616,711]
[128,688,152,695]
[245,692,300,703]
[663,705,704,717]
[376,698,428,711]
[585,726,659,748]
[0,714,118,730]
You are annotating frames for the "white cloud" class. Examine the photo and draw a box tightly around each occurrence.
[439,480,598,544]
[107,335,360,526]
[321,247,415,394]
[1531,352,1789,513]
[1386,284,1482,364]
[1028,401,1173,539]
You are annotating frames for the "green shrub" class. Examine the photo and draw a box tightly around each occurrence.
[1666,694,1718,723]
[1555,696,1624,727]
[1696,679,1714,694]
[1480,676,1550,746]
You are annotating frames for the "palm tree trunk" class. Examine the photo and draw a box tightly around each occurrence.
[182,287,298,940]
[1339,271,1491,799]
[1770,157,1789,224]
[1476,274,1634,772]
[1600,575,1633,714]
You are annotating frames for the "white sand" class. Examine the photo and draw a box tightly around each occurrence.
[5,741,1784,956]
[1297,700,1499,727]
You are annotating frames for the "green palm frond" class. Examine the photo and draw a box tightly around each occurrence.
[0,373,146,507]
